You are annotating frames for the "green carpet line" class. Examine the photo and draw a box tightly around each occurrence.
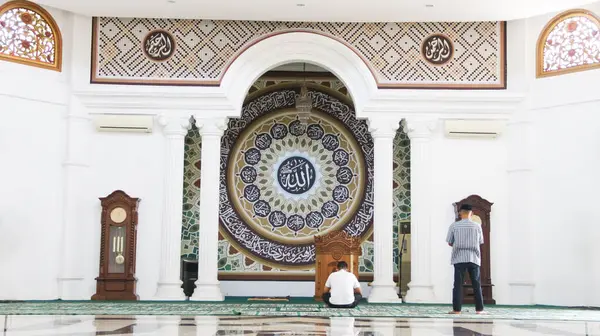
[1,301,600,321]
[6,298,589,309]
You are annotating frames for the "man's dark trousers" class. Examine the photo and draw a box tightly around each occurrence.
[452,262,484,312]
[322,292,362,308]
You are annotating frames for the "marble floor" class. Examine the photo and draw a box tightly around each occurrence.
[1,315,600,336]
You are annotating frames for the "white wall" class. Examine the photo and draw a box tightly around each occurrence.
[525,2,600,307]
[0,3,70,299]
[84,130,166,299]
[428,130,510,304]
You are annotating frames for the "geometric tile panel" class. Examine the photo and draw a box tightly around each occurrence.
[181,124,201,260]
[92,18,506,89]
[181,79,411,278]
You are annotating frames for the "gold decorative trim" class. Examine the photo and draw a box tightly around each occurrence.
[0,0,62,71]
[536,9,600,78]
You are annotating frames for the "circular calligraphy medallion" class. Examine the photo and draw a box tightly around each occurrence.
[322,134,340,151]
[332,185,350,203]
[333,149,350,166]
[240,166,258,184]
[253,200,271,217]
[305,211,324,229]
[306,124,325,140]
[421,34,454,65]
[277,156,317,195]
[287,215,305,233]
[221,89,374,269]
[289,120,306,136]
[142,30,176,62]
[244,185,261,202]
[336,166,354,184]
[255,133,272,150]
[268,211,287,229]
[270,123,288,140]
[321,201,339,218]
[244,148,261,165]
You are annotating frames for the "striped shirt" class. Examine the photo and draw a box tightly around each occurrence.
[446,219,484,266]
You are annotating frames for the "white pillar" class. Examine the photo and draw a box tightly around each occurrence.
[57,15,91,300]
[154,115,190,300]
[507,113,536,304]
[404,118,436,303]
[367,118,403,303]
[191,117,226,301]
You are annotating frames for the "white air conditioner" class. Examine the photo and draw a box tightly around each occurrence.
[444,119,505,138]
[93,114,154,133]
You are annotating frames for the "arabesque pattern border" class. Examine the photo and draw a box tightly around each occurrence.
[92,18,505,89]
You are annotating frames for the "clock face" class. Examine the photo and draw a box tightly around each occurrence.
[472,214,482,225]
[110,207,127,224]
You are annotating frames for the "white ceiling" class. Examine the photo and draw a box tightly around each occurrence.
[33,0,600,22]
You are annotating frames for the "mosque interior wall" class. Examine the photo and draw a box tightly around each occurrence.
[0,0,599,305]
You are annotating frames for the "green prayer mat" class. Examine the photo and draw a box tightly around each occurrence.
[1,300,600,321]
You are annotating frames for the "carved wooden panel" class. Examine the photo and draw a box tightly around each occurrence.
[313,231,362,300]
[453,195,495,304]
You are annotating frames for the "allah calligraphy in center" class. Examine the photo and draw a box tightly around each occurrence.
[277,156,317,195]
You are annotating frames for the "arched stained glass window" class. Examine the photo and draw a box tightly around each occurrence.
[537,9,600,78]
[0,0,62,71]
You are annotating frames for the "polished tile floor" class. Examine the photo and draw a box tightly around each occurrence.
[2,315,600,336]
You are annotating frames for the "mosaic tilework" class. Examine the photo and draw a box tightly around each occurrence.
[181,79,411,278]
[181,124,201,259]
[92,18,506,88]
[3,302,600,322]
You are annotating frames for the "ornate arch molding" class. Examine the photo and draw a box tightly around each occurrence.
[0,0,62,71]
[536,9,600,78]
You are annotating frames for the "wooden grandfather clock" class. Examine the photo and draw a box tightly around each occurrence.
[314,231,362,301]
[92,190,140,301]
[453,194,495,304]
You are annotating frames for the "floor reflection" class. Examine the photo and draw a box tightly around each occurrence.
[0,314,599,335]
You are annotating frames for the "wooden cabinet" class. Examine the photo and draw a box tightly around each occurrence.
[453,195,495,304]
[313,231,362,300]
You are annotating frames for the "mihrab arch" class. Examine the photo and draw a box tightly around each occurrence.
[219,31,378,118]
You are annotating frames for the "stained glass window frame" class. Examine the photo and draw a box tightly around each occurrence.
[536,9,600,78]
[0,0,62,71]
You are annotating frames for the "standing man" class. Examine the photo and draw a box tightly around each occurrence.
[446,204,485,314]
[322,261,362,308]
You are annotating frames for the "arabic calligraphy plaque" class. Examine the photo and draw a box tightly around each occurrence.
[142,30,175,62]
[421,34,454,65]
[277,156,317,194]
[220,89,374,269]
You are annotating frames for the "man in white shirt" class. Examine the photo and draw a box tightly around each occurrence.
[322,261,362,308]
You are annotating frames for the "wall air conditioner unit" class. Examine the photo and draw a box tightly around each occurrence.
[444,119,506,138]
[93,114,154,133]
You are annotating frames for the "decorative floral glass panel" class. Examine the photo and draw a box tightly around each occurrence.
[0,1,61,70]
[539,10,600,77]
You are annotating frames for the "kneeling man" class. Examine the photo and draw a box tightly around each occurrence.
[322,261,362,308]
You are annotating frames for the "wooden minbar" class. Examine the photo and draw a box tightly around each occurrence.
[313,231,362,301]
[92,190,140,301]
[453,194,495,304]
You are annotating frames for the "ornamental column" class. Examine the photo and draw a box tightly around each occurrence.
[154,115,190,300]
[367,118,403,303]
[404,118,436,303]
[191,117,227,301]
